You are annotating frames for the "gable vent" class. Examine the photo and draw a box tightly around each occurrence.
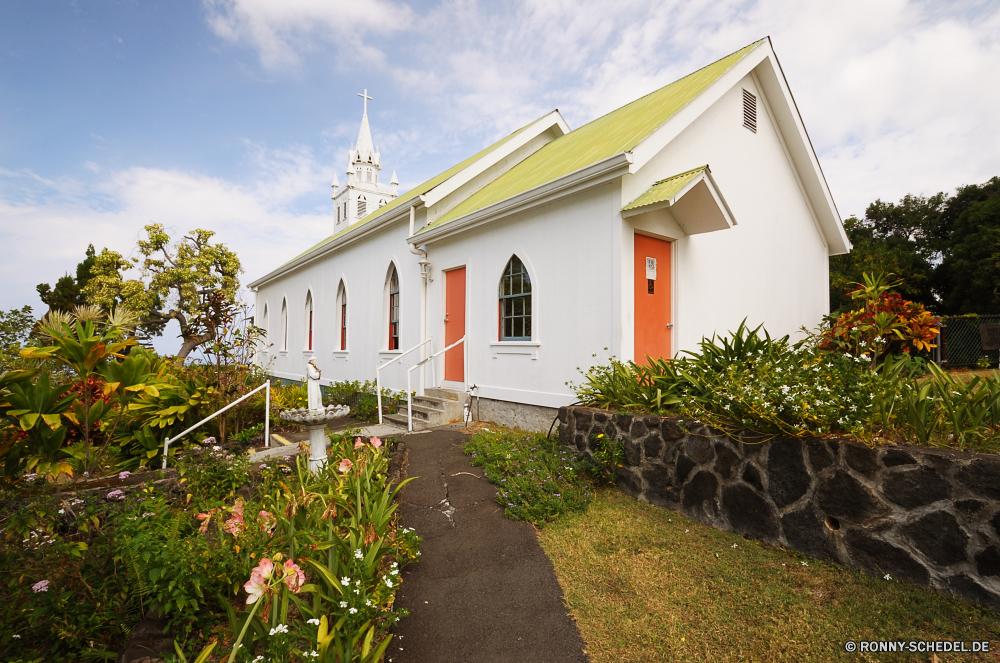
[742,88,757,133]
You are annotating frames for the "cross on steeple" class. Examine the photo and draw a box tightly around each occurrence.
[358,89,372,115]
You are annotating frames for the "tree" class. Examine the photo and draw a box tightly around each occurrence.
[0,306,34,371]
[36,244,98,313]
[932,177,1000,315]
[83,224,242,360]
[830,194,942,313]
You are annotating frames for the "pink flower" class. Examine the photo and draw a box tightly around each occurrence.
[118,471,131,480]
[223,499,245,536]
[244,558,275,605]
[354,437,364,449]
[259,510,277,534]
[338,458,353,473]
[31,580,49,593]
[282,559,306,593]
[370,436,382,449]
[196,510,216,533]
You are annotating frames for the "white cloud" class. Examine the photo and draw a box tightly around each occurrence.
[0,146,337,338]
[202,0,416,68]
[206,0,1000,218]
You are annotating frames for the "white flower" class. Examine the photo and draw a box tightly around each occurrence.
[884,574,892,581]
[731,543,738,548]
[309,652,319,658]
[58,509,65,514]
[340,601,348,608]
[800,561,808,567]
[349,607,358,614]
[269,623,289,636]
[11,634,21,639]
[366,599,372,606]
[341,577,350,586]
[354,549,364,559]
[307,618,321,625]
[385,578,394,588]
[252,657,264,662]
[391,562,398,568]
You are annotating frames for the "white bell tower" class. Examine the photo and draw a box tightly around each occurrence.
[332,89,399,232]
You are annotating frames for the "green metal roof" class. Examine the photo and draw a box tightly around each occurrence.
[283,117,542,264]
[420,39,764,234]
[622,166,707,212]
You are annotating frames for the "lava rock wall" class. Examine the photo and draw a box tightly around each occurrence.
[558,406,1000,610]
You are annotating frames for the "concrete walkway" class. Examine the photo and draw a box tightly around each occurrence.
[390,428,589,663]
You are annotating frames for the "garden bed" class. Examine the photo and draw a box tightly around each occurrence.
[0,431,418,662]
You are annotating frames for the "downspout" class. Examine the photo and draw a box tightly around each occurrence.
[409,205,431,394]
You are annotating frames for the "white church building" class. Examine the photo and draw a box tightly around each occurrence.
[249,38,850,431]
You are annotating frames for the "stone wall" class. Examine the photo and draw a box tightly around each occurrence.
[558,406,1000,610]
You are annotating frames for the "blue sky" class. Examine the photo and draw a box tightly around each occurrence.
[2,0,999,352]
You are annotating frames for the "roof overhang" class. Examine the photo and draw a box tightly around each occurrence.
[411,152,633,246]
[621,165,736,236]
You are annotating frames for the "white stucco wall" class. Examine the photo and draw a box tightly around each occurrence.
[421,182,620,408]
[254,218,425,391]
[621,71,831,358]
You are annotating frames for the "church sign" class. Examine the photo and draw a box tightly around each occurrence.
[981,324,1000,351]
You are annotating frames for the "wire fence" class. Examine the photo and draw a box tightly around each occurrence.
[939,316,1000,367]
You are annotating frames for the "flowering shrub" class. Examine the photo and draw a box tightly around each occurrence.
[815,272,941,367]
[465,428,593,524]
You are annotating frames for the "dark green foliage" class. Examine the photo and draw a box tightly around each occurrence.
[465,428,593,525]
[934,177,1000,315]
[832,176,1000,315]
[323,380,402,422]
[36,244,97,313]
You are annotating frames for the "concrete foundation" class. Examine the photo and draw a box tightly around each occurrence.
[473,396,561,433]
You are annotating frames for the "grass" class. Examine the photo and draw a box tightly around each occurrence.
[538,489,1000,662]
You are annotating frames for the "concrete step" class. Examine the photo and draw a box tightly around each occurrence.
[412,395,447,409]
[398,402,444,422]
[384,413,432,430]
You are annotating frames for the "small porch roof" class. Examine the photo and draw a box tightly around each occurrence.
[621,165,736,236]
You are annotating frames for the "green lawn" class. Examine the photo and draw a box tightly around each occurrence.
[538,489,1000,662]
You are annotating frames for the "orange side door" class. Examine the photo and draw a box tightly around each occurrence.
[444,266,466,381]
[634,234,672,365]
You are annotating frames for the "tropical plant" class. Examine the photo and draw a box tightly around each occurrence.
[815,272,941,368]
[20,309,138,474]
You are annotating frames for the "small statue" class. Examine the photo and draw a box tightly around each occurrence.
[306,359,323,412]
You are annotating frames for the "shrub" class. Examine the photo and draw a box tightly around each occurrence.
[465,427,593,525]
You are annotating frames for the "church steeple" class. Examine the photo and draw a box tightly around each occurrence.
[331,89,399,232]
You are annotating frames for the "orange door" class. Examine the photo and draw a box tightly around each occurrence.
[634,234,671,365]
[444,266,466,381]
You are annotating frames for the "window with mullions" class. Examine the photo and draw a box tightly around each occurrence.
[499,255,531,341]
[388,267,400,350]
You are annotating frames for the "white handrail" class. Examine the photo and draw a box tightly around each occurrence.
[406,336,465,432]
[376,338,432,424]
[161,380,271,469]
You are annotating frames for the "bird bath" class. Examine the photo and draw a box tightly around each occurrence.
[279,361,349,472]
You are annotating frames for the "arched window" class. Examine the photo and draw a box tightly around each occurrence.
[358,196,367,218]
[281,298,288,351]
[305,291,314,351]
[337,280,347,351]
[261,303,269,347]
[387,266,400,350]
[499,256,531,341]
